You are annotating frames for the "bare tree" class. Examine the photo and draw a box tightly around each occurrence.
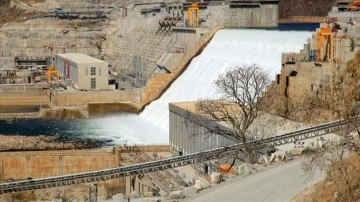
[297,51,360,201]
[295,50,360,152]
[192,64,274,164]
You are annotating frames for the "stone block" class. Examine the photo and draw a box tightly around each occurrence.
[269,153,276,162]
[258,155,269,165]
[236,163,252,175]
[274,151,285,162]
[290,148,304,156]
[194,177,210,190]
[169,190,184,199]
[144,191,153,197]
[210,172,223,184]
[284,151,293,160]
[180,186,197,197]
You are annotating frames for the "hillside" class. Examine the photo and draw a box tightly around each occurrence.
[0,0,21,25]
[279,0,338,19]
[0,0,339,26]
[0,0,46,26]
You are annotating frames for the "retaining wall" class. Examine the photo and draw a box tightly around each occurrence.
[52,90,139,107]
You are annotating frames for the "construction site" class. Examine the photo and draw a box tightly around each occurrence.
[0,0,282,200]
[274,0,360,120]
[1,0,360,201]
[0,0,279,119]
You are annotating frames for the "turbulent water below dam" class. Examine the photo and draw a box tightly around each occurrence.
[0,29,313,146]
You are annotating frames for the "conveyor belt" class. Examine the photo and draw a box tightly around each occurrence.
[0,118,352,194]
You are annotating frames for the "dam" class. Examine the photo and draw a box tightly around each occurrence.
[0,28,313,145]
[0,0,280,113]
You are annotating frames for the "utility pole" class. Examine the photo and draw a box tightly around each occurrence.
[74,24,78,53]
[62,29,70,53]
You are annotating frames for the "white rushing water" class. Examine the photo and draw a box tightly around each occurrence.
[87,29,313,145]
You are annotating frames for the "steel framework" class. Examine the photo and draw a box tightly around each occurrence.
[0,118,354,194]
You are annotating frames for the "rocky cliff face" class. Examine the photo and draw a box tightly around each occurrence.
[279,0,338,19]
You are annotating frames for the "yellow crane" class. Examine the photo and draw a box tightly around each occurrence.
[317,27,334,62]
[187,3,199,27]
[46,65,60,84]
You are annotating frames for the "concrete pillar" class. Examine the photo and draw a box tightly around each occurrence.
[140,183,144,196]
[114,147,121,167]
[125,176,131,196]
[134,176,140,196]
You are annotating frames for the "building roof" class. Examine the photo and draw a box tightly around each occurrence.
[170,101,198,113]
[56,53,107,64]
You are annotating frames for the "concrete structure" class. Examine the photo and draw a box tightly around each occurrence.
[169,101,237,155]
[55,53,109,90]
[0,145,169,198]
[0,0,280,115]
[273,8,360,116]
[169,101,308,155]
[225,0,279,28]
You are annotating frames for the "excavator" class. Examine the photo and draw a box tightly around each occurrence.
[347,0,360,11]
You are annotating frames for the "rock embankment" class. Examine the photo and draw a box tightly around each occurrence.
[0,135,105,151]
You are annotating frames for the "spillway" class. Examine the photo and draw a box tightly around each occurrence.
[90,29,313,145]
[0,29,313,145]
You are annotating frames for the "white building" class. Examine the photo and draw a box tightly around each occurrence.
[55,53,109,90]
[169,101,298,155]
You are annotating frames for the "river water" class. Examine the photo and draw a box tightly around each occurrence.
[0,28,314,146]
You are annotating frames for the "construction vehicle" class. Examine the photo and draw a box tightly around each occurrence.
[317,27,334,62]
[347,0,360,11]
[46,65,60,84]
[186,3,199,27]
